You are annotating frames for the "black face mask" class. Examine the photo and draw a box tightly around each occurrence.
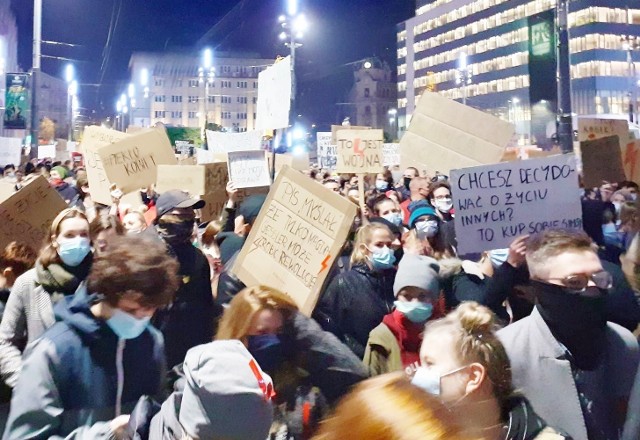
[532,281,607,370]
[157,219,194,246]
[247,334,285,373]
[403,177,412,189]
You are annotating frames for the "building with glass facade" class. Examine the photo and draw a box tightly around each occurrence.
[398,0,640,145]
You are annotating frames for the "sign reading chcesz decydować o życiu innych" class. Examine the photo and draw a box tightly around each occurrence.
[451,154,582,255]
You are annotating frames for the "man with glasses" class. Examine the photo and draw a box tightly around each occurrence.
[498,229,639,440]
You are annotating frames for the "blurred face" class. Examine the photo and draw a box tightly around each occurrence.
[431,187,452,202]
[532,249,603,286]
[50,170,62,180]
[347,189,359,201]
[54,217,90,245]
[95,229,118,254]
[349,176,358,186]
[611,193,626,204]
[420,329,469,403]
[247,309,284,336]
[116,294,157,319]
[365,228,393,255]
[377,200,400,217]
[123,213,145,233]
[404,168,419,179]
[600,184,614,201]
[323,181,341,193]
[397,286,432,304]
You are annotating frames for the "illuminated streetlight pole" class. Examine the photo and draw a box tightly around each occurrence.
[199,48,215,131]
[455,52,472,106]
[65,64,75,140]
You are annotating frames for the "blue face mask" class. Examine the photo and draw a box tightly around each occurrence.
[57,237,91,267]
[394,300,433,323]
[488,248,509,269]
[247,334,284,373]
[383,212,403,226]
[368,245,396,270]
[376,180,387,191]
[106,309,150,340]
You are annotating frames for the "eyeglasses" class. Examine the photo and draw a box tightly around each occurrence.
[541,270,613,293]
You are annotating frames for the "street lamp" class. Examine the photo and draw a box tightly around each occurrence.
[65,65,75,140]
[455,52,472,106]
[199,48,215,130]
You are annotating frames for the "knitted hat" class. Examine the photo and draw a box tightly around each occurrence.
[51,166,68,180]
[408,205,437,229]
[179,340,274,440]
[393,254,440,297]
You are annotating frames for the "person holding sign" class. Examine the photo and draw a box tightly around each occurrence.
[498,229,639,440]
[0,208,93,388]
[315,223,396,359]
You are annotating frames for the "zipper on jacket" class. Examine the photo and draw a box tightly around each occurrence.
[115,338,126,417]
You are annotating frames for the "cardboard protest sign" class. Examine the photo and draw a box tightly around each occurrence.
[196,148,227,165]
[580,136,626,188]
[336,129,384,174]
[97,127,177,194]
[624,140,640,184]
[227,150,271,188]
[256,56,292,130]
[81,126,130,205]
[578,118,629,144]
[316,132,336,169]
[331,125,370,145]
[450,154,582,255]
[66,141,77,153]
[199,186,269,223]
[400,92,514,175]
[38,144,56,159]
[0,137,22,166]
[0,176,67,251]
[273,153,310,174]
[206,130,263,153]
[156,162,228,197]
[382,143,400,167]
[233,166,357,315]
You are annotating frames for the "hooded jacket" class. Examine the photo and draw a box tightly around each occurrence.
[314,263,395,359]
[2,286,166,440]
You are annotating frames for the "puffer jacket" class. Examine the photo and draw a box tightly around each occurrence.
[2,285,166,440]
[314,263,395,359]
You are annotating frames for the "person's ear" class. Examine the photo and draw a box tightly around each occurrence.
[51,235,59,248]
[464,363,487,395]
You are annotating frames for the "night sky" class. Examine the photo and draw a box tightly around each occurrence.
[10,0,414,129]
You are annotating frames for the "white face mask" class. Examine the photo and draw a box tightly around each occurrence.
[375,180,387,191]
[416,220,439,239]
[411,365,469,395]
[382,212,403,226]
[434,198,453,213]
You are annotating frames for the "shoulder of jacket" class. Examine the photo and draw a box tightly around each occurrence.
[368,323,396,348]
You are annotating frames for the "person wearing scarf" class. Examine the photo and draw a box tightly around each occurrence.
[364,254,442,376]
[0,208,93,388]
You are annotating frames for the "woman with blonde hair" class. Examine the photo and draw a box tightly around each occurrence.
[216,285,367,438]
[312,372,467,440]
[315,223,396,358]
[413,302,568,440]
[0,208,93,388]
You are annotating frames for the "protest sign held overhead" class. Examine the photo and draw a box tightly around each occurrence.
[227,150,271,188]
[336,129,384,174]
[317,132,336,169]
[451,154,582,255]
[255,56,291,130]
[580,136,626,188]
[382,143,400,167]
[0,137,22,166]
[200,186,269,223]
[578,117,629,144]
[233,166,357,315]
[81,125,129,205]
[0,176,66,251]
[38,144,56,160]
[400,92,514,175]
[97,126,177,194]
[206,130,263,153]
[273,153,310,174]
[331,125,370,145]
[156,162,228,197]
[196,148,226,164]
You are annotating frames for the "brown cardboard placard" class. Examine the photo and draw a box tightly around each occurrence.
[97,127,177,194]
[272,153,310,174]
[623,140,640,184]
[580,135,626,188]
[199,186,269,224]
[0,176,67,251]
[156,163,228,197]
[233,166,357,315]
[399,92,514,175]
[336,129,384,174]
[331,124,370,145]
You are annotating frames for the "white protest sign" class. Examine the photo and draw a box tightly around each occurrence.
[256,56,292,130]
[316,132,336,169]
[336,129,384,174]
[206,130,263,153]
[400,92,514,175]
[451,154,582,255]
[233,166,357,315]
[196,148,226,164]
[227,150,271,188]
[382,143,400,167]
[97,127,177,194]
[66,141,77,153]
[0,137,22,166]
[38,144,56,159]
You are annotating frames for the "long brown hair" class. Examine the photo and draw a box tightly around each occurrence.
[312,373,468,440]
[39,208,89,268]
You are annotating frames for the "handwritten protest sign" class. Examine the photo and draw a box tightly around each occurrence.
[233,166,357,315]
[317,132,336,169]
[382,143,400,167]
[0,137,22,166]
[97,127,177,194]
[331,125,370,145]
[400,92,514,175]
[227,150,271,188]
[580,136,626,188]
[196,148,227,164]
[256,56,292,130]
[0,176,67,250]
[156,163,228,196]
[336,129,384,174]
[38,144,56,159]
[450,154,582,255]
[206,130,263,153]
[81,126,129,205]
[578,118,628,144]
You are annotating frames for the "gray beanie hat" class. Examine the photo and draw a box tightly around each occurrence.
[393,254,440,297]
[179,340,274,440]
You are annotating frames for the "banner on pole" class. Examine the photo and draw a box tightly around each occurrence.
[3,74,29,130]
